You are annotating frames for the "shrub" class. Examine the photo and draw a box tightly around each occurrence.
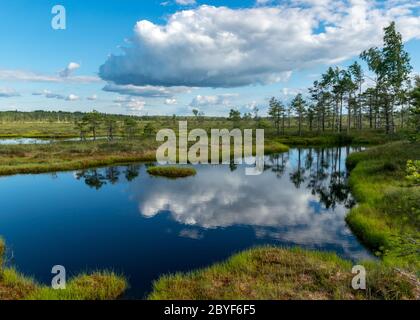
[406,160,420,185]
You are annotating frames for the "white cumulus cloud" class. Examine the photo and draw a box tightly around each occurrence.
[99,1,420,88]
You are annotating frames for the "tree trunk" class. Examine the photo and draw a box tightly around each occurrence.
[339,96,343,132]
[347,94,351,134]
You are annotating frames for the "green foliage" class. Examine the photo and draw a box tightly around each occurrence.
[268,97,285,135]
[346,141,420,270]
[406,160,420,185]
[291,93,307,136]
[123,118,138,138]
[228,109,241,127]
[143,122,155,136]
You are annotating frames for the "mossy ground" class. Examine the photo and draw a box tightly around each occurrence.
[149,246,418,300]
[345,141,420,271]
[0,238,127,300]
[147,166,197,178]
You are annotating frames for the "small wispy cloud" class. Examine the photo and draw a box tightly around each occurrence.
[59,62,81,78]
[165,98,178,105]
[175,0,196,5]
[0,69,100,83]
[103,83,190,98]
[189,94,238,108]
[32,89,80,101]
[0,87,20,98]
[113,96,146,112]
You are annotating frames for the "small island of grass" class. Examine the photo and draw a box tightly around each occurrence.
[147,166,197,178]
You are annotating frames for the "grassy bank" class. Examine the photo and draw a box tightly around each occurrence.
[275,130,406,147]
[0,138,288,177]
[345,141,420,271]
[149,246,417,300]
[0,139,158,176]
[0,238,127,300]
[147,166,197,178]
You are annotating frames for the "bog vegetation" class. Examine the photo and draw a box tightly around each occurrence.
[0,22,418,300]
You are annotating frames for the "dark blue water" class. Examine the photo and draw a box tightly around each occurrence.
[0,147,372,298]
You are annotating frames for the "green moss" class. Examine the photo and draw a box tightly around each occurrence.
[147,166,197,178]
[148,246,417,300]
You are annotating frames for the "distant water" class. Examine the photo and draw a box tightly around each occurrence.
[0,137,112,145]
[0,146,373,298]
[0,138,51,145]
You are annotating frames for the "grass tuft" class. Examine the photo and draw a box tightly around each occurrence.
[148,246,417,300]
[147,166,197,178]
[0,238,127,300]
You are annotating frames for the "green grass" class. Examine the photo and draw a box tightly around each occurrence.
[345,141,420,271]
[262,141,289,154]
[0,238,127,300]
[275,130,404,147]
[0,122,79,138]
[147,166,197,178]
[0,139,159,176]
[0,136,289,177]
[149,246,417,300]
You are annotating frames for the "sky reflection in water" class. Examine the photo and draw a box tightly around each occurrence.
[0,147,372,298]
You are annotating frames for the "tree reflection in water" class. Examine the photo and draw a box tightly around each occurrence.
[264,147,361,210]
[75,147,359,212]
[75,165,141,189]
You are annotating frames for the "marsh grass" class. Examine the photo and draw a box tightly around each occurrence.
[0,139,159,176]
[149,246,417,300]
[0,137,288,176]
[0,238,127,300]
[147,166,197,178]
[346,141,420,270]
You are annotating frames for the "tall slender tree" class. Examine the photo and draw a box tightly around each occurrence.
[268,97,284,136]
[291,93,307,136]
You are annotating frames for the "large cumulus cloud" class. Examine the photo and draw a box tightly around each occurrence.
[99,1,420,88]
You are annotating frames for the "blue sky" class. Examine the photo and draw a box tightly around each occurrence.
[0,0,419,116]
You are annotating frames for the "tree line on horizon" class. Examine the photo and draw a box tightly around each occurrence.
[1,23,419,140]
[265,22,420,136]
